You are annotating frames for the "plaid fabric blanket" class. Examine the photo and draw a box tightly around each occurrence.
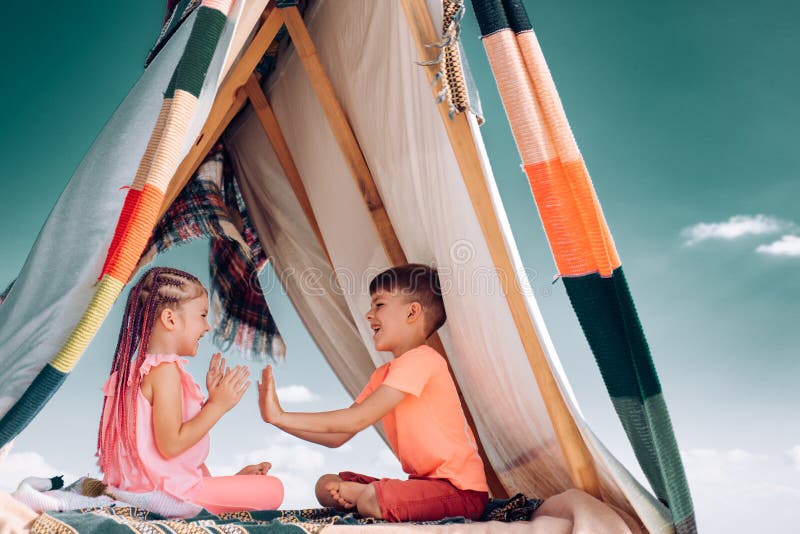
[141,143,285,360]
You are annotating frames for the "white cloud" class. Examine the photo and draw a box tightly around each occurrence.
[0,451,78,492]
[681,214,789,245]
[682,447,800,531]
[756,235,800,257]
[786,445,800,470]
[277,385,320,403]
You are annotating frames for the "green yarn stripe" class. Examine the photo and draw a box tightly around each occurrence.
[563,267,696,532]
[165,6,227,99]
[471,0,532,36]
[0,365,67,445]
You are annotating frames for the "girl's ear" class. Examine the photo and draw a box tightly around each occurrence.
[159,308,176,330]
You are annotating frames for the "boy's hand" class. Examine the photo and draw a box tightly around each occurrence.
[207,365,250,413]
[236,461,272,476]
[257,365,284,424]
[206,353,225,394]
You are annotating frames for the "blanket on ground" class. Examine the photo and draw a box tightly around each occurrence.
[31,507,476,534]
[24,491,642,534]
[24,494,542,534]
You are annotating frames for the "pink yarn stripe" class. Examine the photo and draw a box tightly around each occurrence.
[482,30,554,165]
[201,0,234,15]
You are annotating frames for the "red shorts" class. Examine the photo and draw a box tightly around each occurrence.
[339,471,488,522]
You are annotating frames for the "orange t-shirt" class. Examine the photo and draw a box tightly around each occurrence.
[355,345,488,492]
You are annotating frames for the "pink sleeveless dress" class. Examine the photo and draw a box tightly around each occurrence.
[100,354,209,499]
[100,353,283,512]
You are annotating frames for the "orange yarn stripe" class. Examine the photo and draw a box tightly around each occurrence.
[102,184,165,282]
[99,189,141,278]
[524,159,619,277]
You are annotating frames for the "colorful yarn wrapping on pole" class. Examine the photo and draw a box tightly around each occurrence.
[469,1,695,531]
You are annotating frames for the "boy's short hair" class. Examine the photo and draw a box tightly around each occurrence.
[369,264,446,336]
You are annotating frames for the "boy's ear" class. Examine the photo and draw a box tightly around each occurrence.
[159,308,176,330]
[407,302,423,323]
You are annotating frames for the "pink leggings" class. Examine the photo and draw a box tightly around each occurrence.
[187,475,283,514]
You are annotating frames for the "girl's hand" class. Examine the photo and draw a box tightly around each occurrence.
[207,365,250,413]
[236,461,272,476]
[258,365,284,424]
[206,353,225,394]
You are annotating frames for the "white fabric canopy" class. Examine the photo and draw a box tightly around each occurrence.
[226,0,671,531]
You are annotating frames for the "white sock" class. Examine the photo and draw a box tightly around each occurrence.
[11,482,114,512]
[106,487,202,519]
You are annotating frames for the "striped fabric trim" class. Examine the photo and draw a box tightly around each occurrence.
[471,1,695,531]
[0,365,67,446]
[51,276,125,373]
[133,100,172,190]
[165,6,228,99]
[104,186,165,282]
[0,0,235,449]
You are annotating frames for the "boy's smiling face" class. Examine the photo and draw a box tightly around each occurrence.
[366,288,419,354]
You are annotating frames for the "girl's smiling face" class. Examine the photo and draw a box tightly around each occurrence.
[172,294,211,356]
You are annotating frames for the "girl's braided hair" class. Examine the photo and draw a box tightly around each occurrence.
[97,267,206,479]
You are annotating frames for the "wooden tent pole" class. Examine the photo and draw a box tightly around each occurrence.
[278,6,405,266]
[277,4,507,498]
[243,74,333,266]
[158,7,285,219]
[399,0,602,498]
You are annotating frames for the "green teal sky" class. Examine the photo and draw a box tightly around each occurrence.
[1,1,798,531]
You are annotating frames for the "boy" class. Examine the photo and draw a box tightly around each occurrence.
[258,264,489,522]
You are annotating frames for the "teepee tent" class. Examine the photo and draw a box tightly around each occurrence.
[0,0,694,532]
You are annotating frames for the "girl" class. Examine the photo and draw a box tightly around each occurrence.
[97,267,283,516]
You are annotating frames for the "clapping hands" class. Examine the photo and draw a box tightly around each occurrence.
[206,353,225,393]
[206,353,250,413]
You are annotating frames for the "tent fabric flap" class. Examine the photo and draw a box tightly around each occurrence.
[0,0,243,448]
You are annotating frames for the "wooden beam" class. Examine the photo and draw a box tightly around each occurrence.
[278,4,508,499]
[399,0,602,498]
[159,7,285,219]
[243,74,333,266]
[278,6,404,266]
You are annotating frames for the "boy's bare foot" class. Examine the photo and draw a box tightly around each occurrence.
[324,480,367,510]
